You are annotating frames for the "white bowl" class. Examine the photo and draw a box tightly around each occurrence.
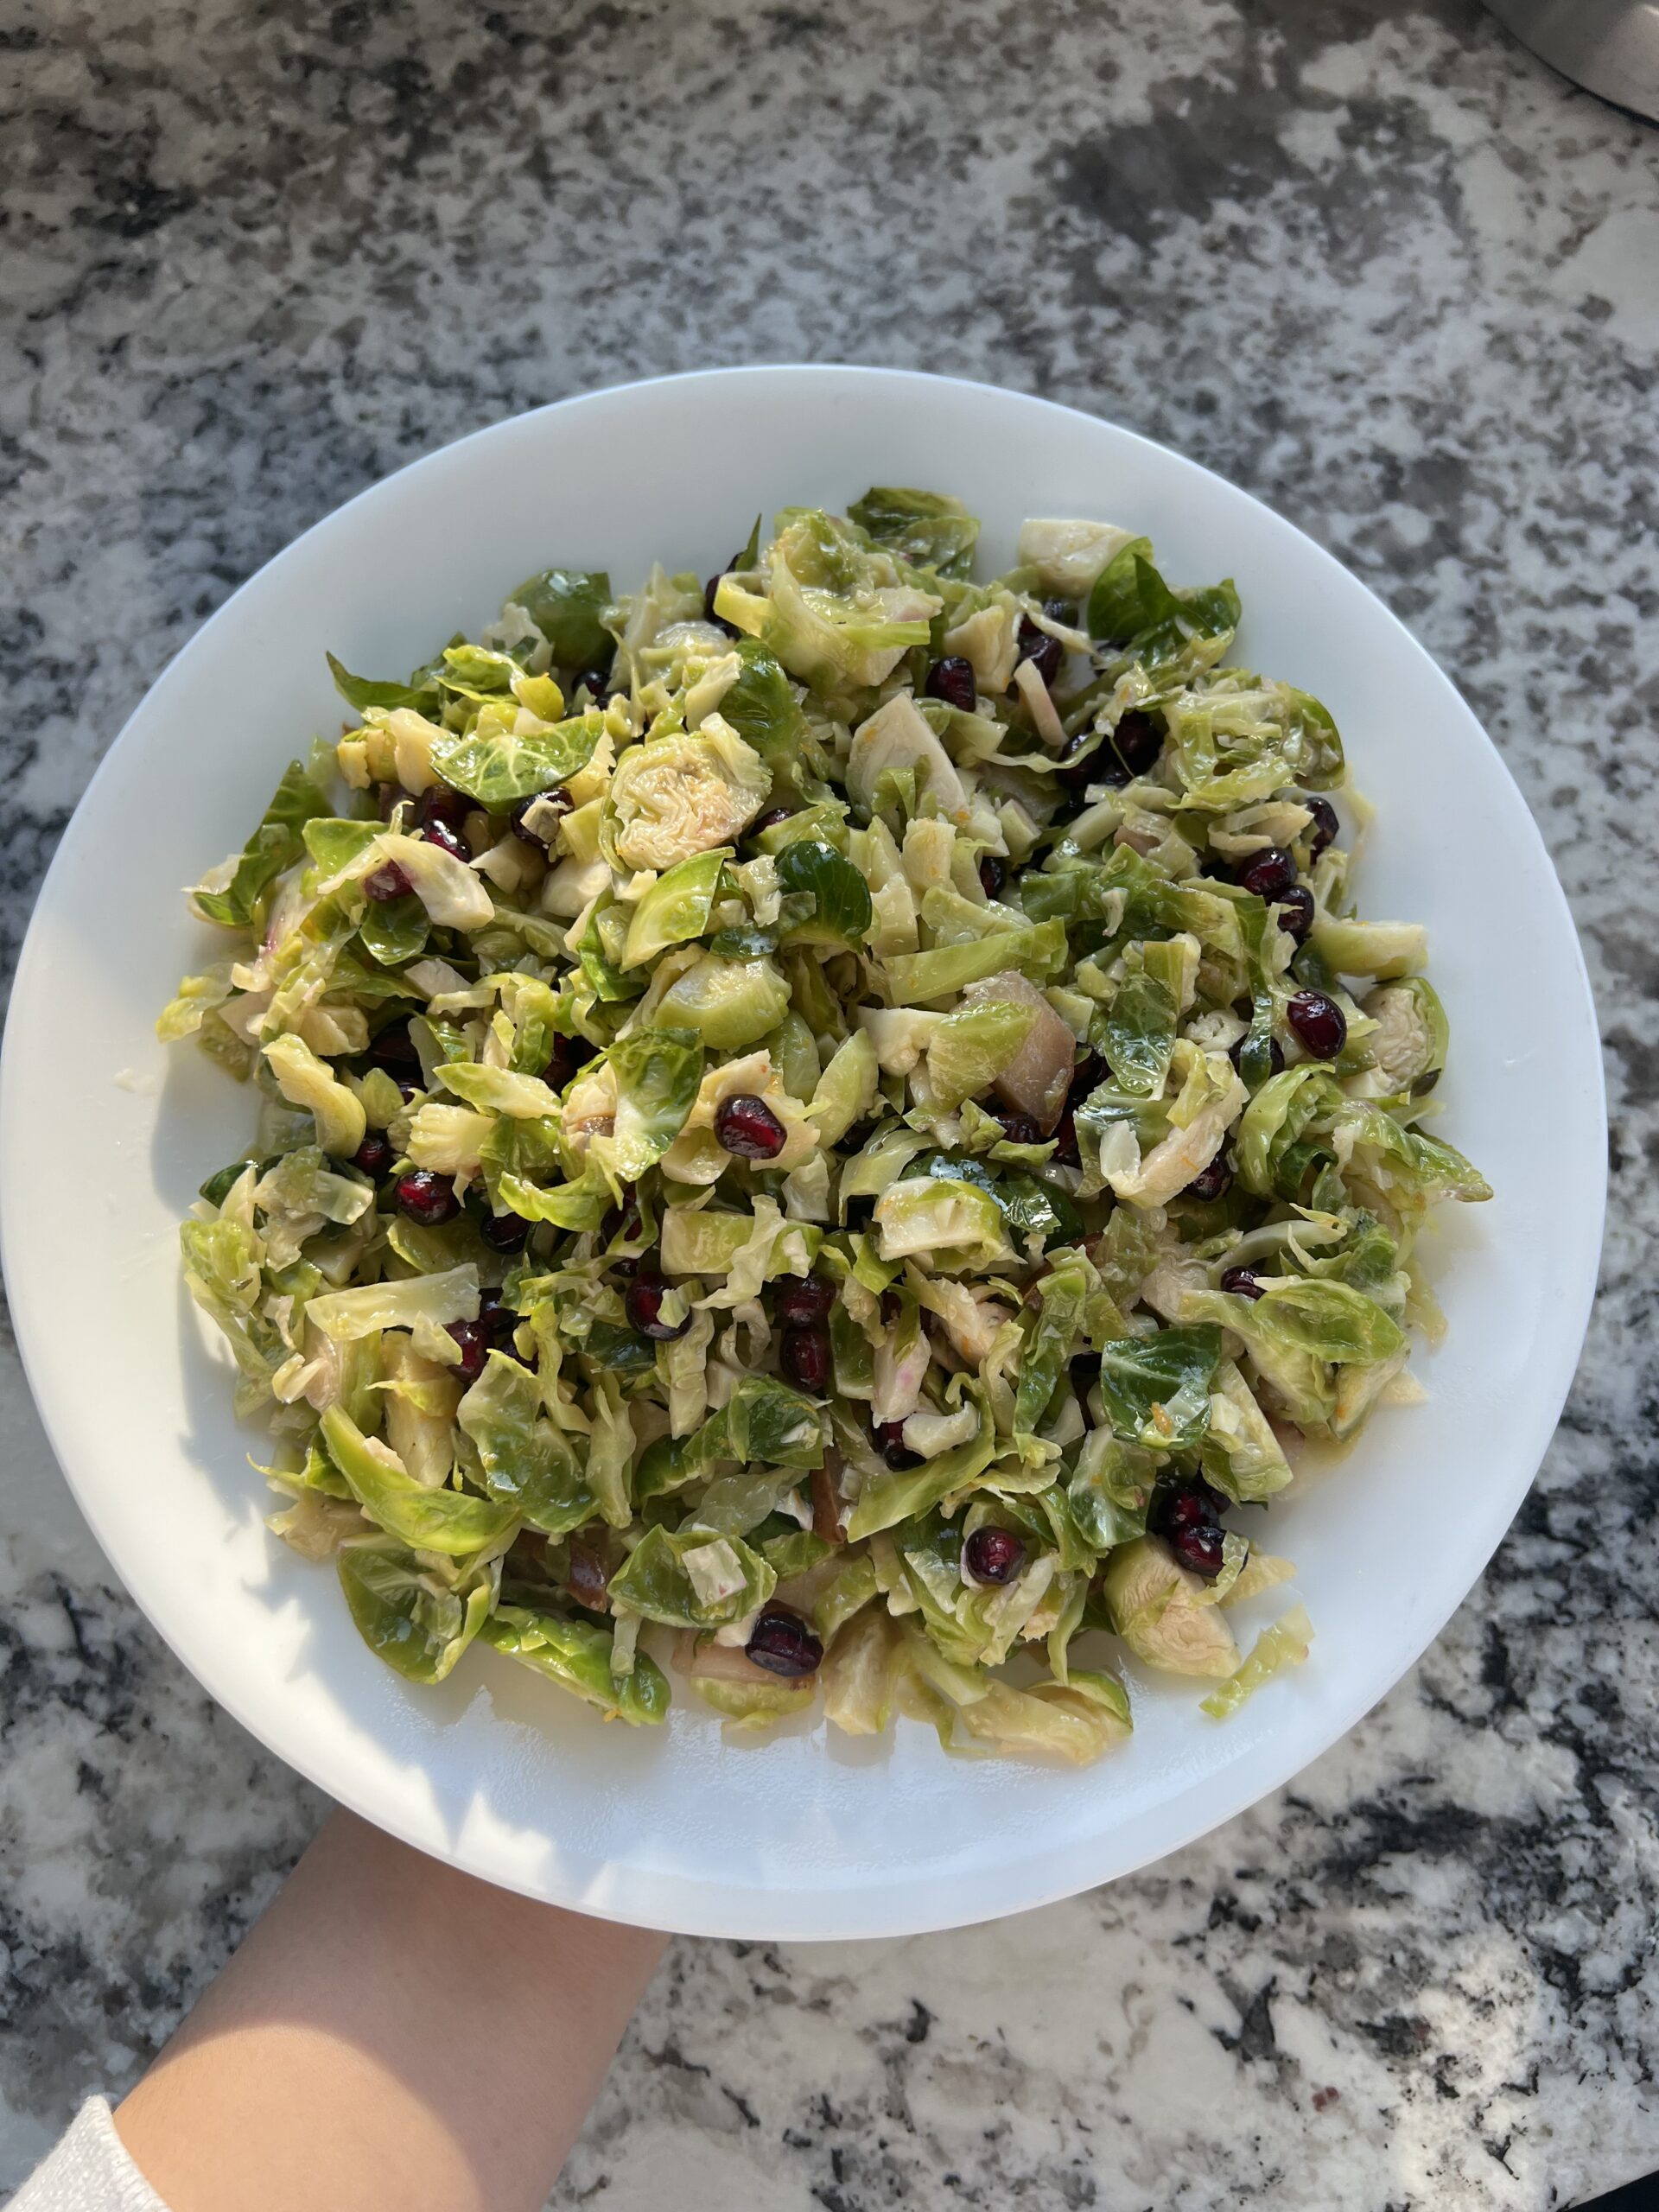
[0,368,1604,1939]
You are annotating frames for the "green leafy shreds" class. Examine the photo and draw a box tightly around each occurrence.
[162,488,1485,1758]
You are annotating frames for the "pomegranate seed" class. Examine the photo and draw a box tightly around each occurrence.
[964,1527,1027,1584]
[1052,1111,1081,1168]
[1287,988,1347,1060]
[776,1274,834,1327]
[1172,1520,1227,1578]
[509,789,570,850]
[417,785,471,838]
[626,1272,689,1341]
[478,1289,520,1345]
[540,1033,597,1088]
[747,806,791,839]
[1185,1154,1233,1203]
[370,1019,420,1071]
[1306,797,1340,858]
[566,1538,612,1612]
[413,785,472,861]
[422,817,470,863]
[714,1092,786,1160]
[575,663,619,703]
[779,1324,830,1393]
[1236,846,1298,901]
[874,1419,918,1471]
[1274,885,1315,944]
[978,854,1006,899]
[1014,607,1064,687]
[363,860,414,903]
[1068,1052,1104,1103]
[1220,1265,1265,1300]
[746,1605,823,1678]
[446,1318,489,1384]
[704,554,746,638]
[991,1103,1043,1146]
[480,1208,531,1252]
[1111,710,1163,779]
[395,1169,460,1225]
[1069,1354,1096,1423]
[925,656,977,713]
[1230,1032,1286,1077]
[1153,1478,1229,1580]
[601,1196,644,1246]
[351,1131,391,1177]
[1082,709,1163,788]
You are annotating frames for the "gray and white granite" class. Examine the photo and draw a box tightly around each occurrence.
[2,1,1656,2205]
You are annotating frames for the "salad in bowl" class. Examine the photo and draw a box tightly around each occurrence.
[160,487,1489,1764]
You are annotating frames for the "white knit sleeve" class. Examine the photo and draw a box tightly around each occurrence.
[10,2099,169,2212]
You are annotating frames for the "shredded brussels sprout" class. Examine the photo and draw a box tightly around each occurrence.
[163,493,1488,1760]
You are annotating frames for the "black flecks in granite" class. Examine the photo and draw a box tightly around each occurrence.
[3,1,1658,2206]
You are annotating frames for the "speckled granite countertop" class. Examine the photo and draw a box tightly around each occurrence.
[3,2,1656,2206]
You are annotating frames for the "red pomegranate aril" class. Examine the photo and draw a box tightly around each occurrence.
[1220,1265,1266,1300]
[1052,1111,1081,1168]
[1068,1052,1104,1103]
[1185,1154,1234,1203]
[1069,1353,1097,1423]
[1057,727,1107,787]
[714,1092,787,1160]
[874,1419,918,1471]
[541,1032,597,1088]
[1014,612,1063,688]
[509,789,570,850]
[422,817,470,863]
[964,1526,1027,1585]
[1287,988,1347,1060]
[446,1317,489,1384]
[978,854,1007,899]
[1306,796,1340,858]
[704,554,746,638]
[991,1102,1044,1146]
[370,1019,420,1071]
[351,1130,392,1177]
[776,1274,834,1327]
[625,1272,690,1341]
[1274,885,1315,944]
[925,655,978,713]
[478,1289,519,1344]
[779,1324,830,1394]
[1112,709,1163,778]
[417,785,471,837]
[747,806,791,839]
[1153,1478,1229,1580]
[746,1605,823,1678]
[1171,1519,1227,1578]
[1237,845,1299,901]
[480,1208,531,1252]
[413,785,472,861]
[395,1168,460,1225]
[363,860,414,903]
[566,1539,612,1613]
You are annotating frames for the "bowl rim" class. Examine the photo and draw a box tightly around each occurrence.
[0,365,1606,1936]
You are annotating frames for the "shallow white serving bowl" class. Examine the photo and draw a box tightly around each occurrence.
[0,368,1604,1939]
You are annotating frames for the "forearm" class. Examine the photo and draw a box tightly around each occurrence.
[115,1812,665,2212]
